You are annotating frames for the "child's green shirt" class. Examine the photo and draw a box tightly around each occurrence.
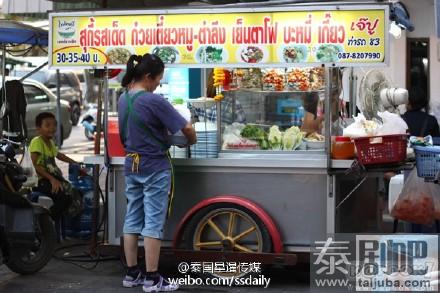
[29,136,59,176]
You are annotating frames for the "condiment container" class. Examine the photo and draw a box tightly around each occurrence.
[332,136,355,159]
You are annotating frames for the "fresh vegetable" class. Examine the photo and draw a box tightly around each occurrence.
[240,125,269,150]
[268,125,283,150]
[282,126,304,150]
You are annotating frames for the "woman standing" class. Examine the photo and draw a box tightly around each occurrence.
[118,53,196,292]
[401,88,440,137]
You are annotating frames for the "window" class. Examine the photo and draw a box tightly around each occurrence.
[24,84,49,104]
[60,74,70,87]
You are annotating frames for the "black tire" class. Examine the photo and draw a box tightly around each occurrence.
[6,213,56,275]
[184,203,272,278]
[84,128,95,141]
[71,103,81,126]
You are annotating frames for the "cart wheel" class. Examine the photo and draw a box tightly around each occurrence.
[184,203,272,277]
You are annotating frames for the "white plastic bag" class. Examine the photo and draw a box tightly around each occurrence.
[377,111,408,136]
[21,145,38,188]
[343,111,408,138]
[168,103,192,145]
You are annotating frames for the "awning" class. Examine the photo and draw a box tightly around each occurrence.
[0,20,48,46]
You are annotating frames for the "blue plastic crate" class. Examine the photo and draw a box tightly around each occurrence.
[414,145,440,179]
[433,137,440,146]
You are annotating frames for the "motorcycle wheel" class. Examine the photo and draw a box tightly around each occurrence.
[84,128,95,141]
[6,213,56,275]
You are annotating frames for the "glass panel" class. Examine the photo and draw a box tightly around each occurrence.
[24,85,49,104]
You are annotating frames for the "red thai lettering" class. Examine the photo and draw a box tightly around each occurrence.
[130,16,195,50]
[79,27,126,47]
[198,20,226,45]
[283,15,312,44]
[350,17,380,35]
[318,13,346,44]
[232,16,277,45]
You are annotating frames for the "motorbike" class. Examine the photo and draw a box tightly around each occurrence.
[81,104,98,141]
[0,140,56,274]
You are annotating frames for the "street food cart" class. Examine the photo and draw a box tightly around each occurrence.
[49,4,393,264]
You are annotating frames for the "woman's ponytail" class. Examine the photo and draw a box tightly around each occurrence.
[121,55,140,87]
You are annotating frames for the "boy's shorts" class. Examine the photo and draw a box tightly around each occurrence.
[123,169,171,239]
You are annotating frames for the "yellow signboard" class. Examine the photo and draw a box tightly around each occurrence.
[50,7,388,68]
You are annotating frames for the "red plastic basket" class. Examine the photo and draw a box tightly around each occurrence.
[353,134,407,165]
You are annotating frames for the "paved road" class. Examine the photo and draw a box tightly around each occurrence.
[60,124,101,162]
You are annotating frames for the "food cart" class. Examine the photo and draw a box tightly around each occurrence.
[49,4,393,265]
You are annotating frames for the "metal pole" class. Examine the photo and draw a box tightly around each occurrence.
[111,89,117,112]
[19,62,48,82]
[325,67,333,172]
[94,76,103,155]
[1,45,6,120]
[56,69,62,147]
[348,67,358,117]
[90,69,105,256]
[103,67,109,166]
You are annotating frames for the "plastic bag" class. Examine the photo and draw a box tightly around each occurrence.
[343,111,408,138]
[391,169,435,224]
[21,145,38,188]
[222,123,259,150]
[168,103,191,146]
[377,111,408,136]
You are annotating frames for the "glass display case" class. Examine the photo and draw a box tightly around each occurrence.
[219,67,342,152]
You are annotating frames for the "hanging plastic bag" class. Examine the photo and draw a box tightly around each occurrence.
[391,169,435,224]
[21,145,38,188]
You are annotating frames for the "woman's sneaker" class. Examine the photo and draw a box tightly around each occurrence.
[122,271,145,288]
[142,275,179,292]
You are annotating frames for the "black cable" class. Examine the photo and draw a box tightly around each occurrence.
[6,46,33,56]
[38,45,48,54]
[53,242,119,271]
[55,149,111,270]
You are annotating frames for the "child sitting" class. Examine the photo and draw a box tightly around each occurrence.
[29,112,82,220]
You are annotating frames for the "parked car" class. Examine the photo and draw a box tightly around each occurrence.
[1,78,72,145]
[12,68,83,126]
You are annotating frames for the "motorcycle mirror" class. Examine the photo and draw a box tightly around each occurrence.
[4,144,16,160]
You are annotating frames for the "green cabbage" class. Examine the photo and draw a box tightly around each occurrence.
[268,125,283,150]
[282,126,303,150]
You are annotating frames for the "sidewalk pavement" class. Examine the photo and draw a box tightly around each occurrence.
[0,239,309,293]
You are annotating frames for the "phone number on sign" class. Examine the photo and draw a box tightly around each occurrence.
[337,52,382,60]
[56,52,92,63]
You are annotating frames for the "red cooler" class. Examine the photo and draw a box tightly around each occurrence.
[107,117,125,157]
